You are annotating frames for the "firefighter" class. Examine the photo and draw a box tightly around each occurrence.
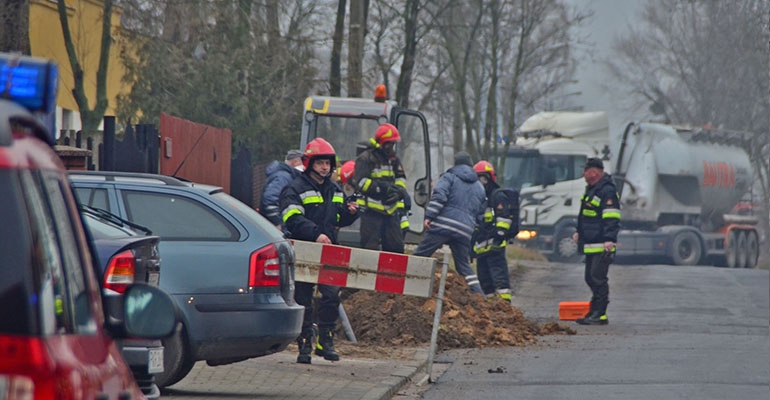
[351,123,408,253]
[280,138,360,363]
[472,161,518,302]
[413,152,486,295]
[572,157,621,325]
[259,149,304,230]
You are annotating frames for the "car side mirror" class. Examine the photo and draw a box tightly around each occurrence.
[123,284,178,339]
[413,178,430,207]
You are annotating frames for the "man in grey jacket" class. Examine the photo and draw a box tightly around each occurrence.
[413,151,486,295]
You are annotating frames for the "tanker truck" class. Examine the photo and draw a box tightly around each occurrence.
[505,111,760,267]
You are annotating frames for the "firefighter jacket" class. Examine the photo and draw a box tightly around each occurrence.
[259,161,300,226]
[577,173,621,254]
[473,180,518,256]
[425,165,486,241]
[352,144,407,216]
[279,173,359,243]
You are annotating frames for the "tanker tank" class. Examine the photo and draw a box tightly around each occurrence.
[616,123,753,231]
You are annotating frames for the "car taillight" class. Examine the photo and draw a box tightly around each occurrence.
[104,250,136,294]
[249,244,280,288]
[0,336,55,399]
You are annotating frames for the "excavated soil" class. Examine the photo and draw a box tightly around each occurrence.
[337,268,574,353]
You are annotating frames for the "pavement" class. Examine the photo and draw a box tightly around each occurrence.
[160,344,433,400]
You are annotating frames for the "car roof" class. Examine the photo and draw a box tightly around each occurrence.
[69,171,224,194]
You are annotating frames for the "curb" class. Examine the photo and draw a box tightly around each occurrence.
[361,347,430,400]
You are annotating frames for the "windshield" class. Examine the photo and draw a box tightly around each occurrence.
[502,153,587,190]
[314,116,381,162]
[83,213,136,239]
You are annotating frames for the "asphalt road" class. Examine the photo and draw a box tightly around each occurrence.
[415,261,770,400]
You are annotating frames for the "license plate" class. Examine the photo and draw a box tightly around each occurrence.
[148,348,164,374]
[148,272,160,286]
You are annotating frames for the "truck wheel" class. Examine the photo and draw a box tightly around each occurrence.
[745,231,759,269]
[725,231,738,268]
[552,227,581,263]
[671,231,702,266]
[736,231,748,269]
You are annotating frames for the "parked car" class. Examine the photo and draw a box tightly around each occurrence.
[0,52,177,400]
[81,205,165,398]
[69,171,304,388]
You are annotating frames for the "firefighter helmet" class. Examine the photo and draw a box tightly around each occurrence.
[339,160,355,185]
[473,160,496,182]
[374,123,401,145]
[302,138,337,170]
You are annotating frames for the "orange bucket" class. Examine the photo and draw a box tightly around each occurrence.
[559,301,590,321]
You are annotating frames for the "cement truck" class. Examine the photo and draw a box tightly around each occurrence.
[506,111,760,267]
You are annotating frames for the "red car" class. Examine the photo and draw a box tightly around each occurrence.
[0,53,177,400]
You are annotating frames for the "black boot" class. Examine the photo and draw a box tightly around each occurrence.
[296,333,313,364]
[576,310,608,325]
[315,327,340,361]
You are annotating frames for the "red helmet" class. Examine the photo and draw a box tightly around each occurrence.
[374,123,401,145]
[473,160,496,182]
[339,160,355,185]
[302,138,337,170]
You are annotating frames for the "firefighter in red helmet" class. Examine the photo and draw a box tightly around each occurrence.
[279,138,359,364]
[350,123,409,253]
[471,160,519,303]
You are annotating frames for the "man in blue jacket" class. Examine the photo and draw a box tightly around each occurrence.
[413,151,486,295]
[259,149,304,230]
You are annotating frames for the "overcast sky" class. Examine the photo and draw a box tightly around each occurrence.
[563,0,645,134]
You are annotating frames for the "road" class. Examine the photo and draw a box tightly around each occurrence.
[406,261,769,400]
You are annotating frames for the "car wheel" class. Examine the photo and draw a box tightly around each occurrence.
[724,230,738,268]
[552,226,581,263]
[156,324,194,388]
[670,231,702,266]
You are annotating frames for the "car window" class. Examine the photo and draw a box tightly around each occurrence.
[212,192,284,241]
[83,213,135,239]
[122,190,238,241]
[74,187,110,211]
[41,172,98,334]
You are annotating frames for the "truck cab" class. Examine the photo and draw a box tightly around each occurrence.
[300,88,431,246]
[501,112,610,262]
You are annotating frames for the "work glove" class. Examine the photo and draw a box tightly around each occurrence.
[385,185,407,205]
[493,230,507,246]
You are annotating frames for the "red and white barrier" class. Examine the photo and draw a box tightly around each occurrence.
[292,241,437,298]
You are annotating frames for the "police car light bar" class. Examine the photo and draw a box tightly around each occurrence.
[0,52,58,115]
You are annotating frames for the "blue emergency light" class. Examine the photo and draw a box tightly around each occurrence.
[0,53,58,115]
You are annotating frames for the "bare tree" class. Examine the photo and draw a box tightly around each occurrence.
[348,0,368,97]
[57,0,113,133]
[330,0,347,96]
[0,0,30,54]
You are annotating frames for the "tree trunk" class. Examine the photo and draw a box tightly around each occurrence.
[395,0,419,108]
[57,0,113,133]
[330,0,346,97]
[348,0,365,97]
[0,0,30,54]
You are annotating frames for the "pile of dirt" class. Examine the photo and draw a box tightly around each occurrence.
[339,269,574,352]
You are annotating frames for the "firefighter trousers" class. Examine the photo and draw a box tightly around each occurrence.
[584,252,613,314]
[360,211,404,253]
[476,250,510,296]
[295,282,340,335]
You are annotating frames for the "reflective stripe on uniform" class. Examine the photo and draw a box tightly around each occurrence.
[360,178,372,192]
[282,204,304,223]
[583,243,605,254]
[300,190,324,205]
[602,208,621,219]
[395,178,406,188]
[582,209,598,217]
